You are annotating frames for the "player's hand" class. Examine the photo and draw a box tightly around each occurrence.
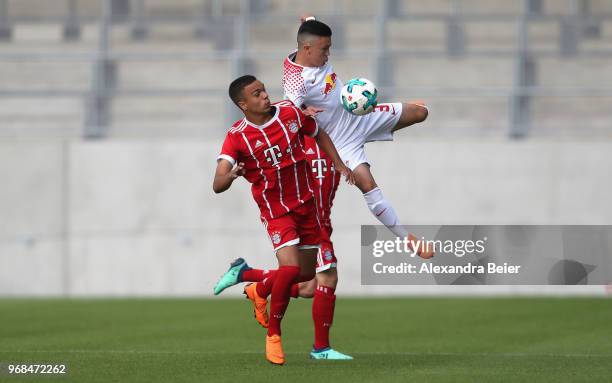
[302,106,324,117]
[300,14,315,24]
[337,163,355,185]
[229,162,245,179]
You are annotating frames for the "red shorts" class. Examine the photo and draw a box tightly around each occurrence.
[316,222,338,273]
[261,198,322,252]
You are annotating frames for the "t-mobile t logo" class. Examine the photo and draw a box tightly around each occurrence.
[264,145,282,166]
[311,158,327,179]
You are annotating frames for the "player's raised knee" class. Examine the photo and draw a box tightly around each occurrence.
[405,101,428,123]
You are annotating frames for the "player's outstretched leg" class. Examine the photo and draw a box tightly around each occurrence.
[213,257,250,295]
[354,165,434,259]
[354,164,406,237]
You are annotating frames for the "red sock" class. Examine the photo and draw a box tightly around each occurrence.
[259,281,300,299]
[256,270,313,299]
[256,270,277,298]
[241,268,268,282]
[267,265,300,337]
[312,285,336,350]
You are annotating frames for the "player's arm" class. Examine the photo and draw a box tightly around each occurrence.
[213,160,245,194]
[285,92,323,117]
[302,105,324,117]
[314,129,355,185]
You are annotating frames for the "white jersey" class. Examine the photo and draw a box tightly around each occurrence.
[283,51,402,171]
[283,51,356,150]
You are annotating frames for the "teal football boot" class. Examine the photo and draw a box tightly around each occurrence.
[310,347,353,360]
[213,258,249,295]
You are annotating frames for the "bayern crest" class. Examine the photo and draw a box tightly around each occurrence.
[324,250,333,261]
[288,120,299,133]
[271,231,282,245]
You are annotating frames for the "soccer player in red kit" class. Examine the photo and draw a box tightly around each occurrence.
[213,75,353,365]
[214,133,351,360]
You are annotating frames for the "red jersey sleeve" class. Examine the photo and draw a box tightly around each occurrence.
[217,133,239,166]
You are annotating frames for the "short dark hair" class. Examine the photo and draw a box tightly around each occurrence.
[297,20,332,46]
[228,75,257,106]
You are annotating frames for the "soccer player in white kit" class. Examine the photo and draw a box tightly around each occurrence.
[283,17,433,257]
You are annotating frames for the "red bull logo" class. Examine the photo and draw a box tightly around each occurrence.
[322,72,337,96]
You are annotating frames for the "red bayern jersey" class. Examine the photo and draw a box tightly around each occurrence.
[217,100,319,220]
[303,136,341,225]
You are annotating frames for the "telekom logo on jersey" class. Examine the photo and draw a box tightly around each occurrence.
[264,145,283,166]
[311,159,327,179]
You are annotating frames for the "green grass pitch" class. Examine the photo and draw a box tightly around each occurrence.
[1,297,611,382]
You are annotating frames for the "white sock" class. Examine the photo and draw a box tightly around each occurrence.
[363,187,408,238]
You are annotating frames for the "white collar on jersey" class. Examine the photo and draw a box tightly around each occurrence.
[243,106,279,129]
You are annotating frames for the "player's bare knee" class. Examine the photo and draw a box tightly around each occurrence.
[402,102,428,125]
[353,164,378,193]
[316,268,338,289]
[414,104,428,122]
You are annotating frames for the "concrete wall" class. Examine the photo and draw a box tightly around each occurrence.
[1,137,611,296]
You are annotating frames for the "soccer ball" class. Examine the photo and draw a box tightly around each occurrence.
[340,78,378,116]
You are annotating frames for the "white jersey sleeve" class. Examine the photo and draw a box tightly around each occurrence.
[282,52,308,108]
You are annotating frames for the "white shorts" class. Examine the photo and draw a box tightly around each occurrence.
[337,103,402,171]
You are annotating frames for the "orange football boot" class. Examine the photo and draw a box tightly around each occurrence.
[243,283,269,328]
[266,334,285,365]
